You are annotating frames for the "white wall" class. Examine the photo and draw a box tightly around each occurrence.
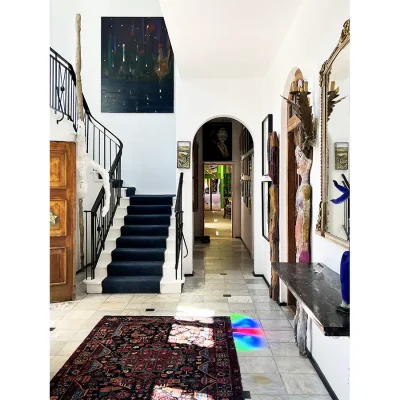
[175,77,262,276]
[260,1,350,399]
[50,0,176,193]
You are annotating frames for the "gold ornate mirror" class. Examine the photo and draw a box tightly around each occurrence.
[316,19,350,247]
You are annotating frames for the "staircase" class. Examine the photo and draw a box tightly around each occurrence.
[50,48,185,295]
[86,193,181,294]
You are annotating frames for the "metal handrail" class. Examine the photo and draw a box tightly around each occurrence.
[175,173,188,280]
[50,47,123,279]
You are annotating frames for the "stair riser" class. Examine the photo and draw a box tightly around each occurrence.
[120,197,130,207]
[130,197,174,206]
[102,281,160,294]
[112,251,166,262]
[94,266,108,279]
[162,262,178,281]
[116,238,167,249]
[107,228,121,240]
[85,278,104,294]
[107,265,163,277]
[121,226,170,236]
[105,239,116,252]
[115,207,128,218]
[127,205,172,216]
[160,280,184,294]
[124,216,172,225]
[112,218,125,230]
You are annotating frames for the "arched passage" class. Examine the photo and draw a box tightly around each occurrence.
[190,116,255,270]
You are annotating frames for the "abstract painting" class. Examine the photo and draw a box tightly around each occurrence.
[101,17,174,113]
[203,122,232,162]
[177,141,190,169]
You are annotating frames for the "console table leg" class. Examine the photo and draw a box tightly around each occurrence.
[294,302,308,357]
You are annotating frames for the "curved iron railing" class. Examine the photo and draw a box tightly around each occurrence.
[50,47,123,280]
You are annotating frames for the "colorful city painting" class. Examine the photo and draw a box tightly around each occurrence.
[101,17,174,113]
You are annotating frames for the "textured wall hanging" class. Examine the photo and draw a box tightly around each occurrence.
[101,17,174,113]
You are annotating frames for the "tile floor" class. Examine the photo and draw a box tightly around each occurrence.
[204,210,232,238]
[50,237,332,399]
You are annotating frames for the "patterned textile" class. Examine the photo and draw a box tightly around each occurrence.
[50,316,244,399]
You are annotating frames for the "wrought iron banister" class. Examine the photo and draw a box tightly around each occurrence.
[175,172,188,280]
[50,47,123,280]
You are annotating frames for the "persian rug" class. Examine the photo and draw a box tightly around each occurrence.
[50,316,244,399]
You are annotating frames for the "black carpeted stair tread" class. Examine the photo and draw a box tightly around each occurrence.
[127,205,172,215]
[102,276,161,293]
[101,191,175,294]
[120,225,170,236]
[112,247,166,262]
[116,236,168,249]
[124,214,171,225]
[130,195,174,206]
[107,261,163,277]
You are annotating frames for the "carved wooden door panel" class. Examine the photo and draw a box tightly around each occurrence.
[50,141,76,302]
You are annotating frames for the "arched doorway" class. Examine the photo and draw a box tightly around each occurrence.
[191,116,255,263]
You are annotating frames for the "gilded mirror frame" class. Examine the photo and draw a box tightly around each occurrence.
[315,19,350,248]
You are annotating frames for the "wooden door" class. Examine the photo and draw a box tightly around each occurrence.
[50,141,76,302]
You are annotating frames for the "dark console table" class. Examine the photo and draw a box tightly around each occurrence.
[271,262,350,336]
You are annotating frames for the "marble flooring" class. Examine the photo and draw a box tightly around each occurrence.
[50,237,332,400]
[204,210,232,239]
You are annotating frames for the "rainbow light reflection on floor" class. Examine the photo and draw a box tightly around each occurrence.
[230,313,267,352]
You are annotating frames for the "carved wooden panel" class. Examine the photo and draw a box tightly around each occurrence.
[50,151,67,189]
[50,141,76,302]
[50,200,67,236]
[50,247,67,285]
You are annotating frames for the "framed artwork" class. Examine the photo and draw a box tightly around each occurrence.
[262,180,272,240]
[177,141,190,168]
[193,140,199,211]
[101,17,174,113]
[203,122,232,162]
[262,114,273,176]
[334,142,349,170]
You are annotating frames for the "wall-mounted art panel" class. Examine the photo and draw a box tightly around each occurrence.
[50,151,67,189]
[203,122,232,162]
[50,247,67,285]
[101,17,174,113]
[50,200,67,236]
[177,141,191,169]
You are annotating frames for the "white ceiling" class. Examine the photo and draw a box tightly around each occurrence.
[159,0,304,79]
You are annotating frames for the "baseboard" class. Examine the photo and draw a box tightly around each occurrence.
[306,349,339,400]
[252,271,270,288]
[240,238,252,258]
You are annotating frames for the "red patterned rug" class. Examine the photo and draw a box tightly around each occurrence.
[50,316,244,399]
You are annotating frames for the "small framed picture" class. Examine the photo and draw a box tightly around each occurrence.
[262,114,273,176]
[334,142,349,170]
[262,180,272,241]
[177,141,191,169]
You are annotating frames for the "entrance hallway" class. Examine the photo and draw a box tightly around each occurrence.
[50,238,331,398]
[204,210,232,239]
